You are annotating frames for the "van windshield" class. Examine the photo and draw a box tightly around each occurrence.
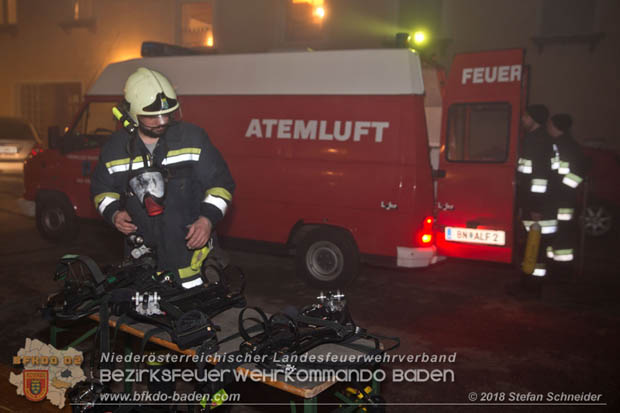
[0,118,35,141]
[70,101,118,137]
[64,101,118,152]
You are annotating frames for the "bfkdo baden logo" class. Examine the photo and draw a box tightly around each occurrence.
[9,338,86,409]
[23,370,49,402]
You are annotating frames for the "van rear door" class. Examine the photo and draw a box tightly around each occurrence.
[435,49,525,263]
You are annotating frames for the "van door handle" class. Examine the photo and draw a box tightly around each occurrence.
[380,201,398,210]
[437,202,454,211]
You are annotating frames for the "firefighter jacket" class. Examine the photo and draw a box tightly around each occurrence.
[547,133,586,263]
[90,122,235,287]
[517,127,557,235]
[549,133,586,215]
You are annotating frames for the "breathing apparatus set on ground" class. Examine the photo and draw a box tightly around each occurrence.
[42,235,247,413]
[44,256,397,412]
[42,238,246,351]
[45,243,245,413]
[199,290,400,400]
[237,290,399,371]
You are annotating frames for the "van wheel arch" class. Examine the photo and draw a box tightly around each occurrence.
[293,224,360,289]
[35,190,79,242]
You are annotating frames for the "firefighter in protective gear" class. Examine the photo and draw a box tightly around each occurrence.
[516,105,556,281]
[90,67,235,289]
[546,113,585,270]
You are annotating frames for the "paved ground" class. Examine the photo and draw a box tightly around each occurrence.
[0,173,618,412]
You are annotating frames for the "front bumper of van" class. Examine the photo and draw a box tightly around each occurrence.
[17,198,35,217]
[396,246,442,268]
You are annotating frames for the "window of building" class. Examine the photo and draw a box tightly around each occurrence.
[0,0,17,25]
[446,103,510,163]
[533,0,603,52]
[286,0,327,42]
[539,0,596,36]
[72,0,93,21]
[20,83,82,139]
[181,1,214,48]
[59,0,95,31]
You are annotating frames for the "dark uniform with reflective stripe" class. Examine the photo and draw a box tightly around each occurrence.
[516,126,556,277]
[548,133,585,265]
[90,122,235,286]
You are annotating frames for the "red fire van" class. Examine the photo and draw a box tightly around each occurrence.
[23,47,526,287]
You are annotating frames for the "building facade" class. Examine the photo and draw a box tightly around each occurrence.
[0,0,618,148]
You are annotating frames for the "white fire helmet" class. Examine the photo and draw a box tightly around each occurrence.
[124,67,180,125]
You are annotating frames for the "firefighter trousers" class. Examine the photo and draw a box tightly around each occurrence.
[547,219,579,279]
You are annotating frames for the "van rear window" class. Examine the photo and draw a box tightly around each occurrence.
[446,103,510,163]
[0,118,35,141]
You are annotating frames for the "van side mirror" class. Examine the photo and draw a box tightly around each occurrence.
[48,126,61,149]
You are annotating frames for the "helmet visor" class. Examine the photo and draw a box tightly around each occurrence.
[138,114,173,127]
[128,170,165,204]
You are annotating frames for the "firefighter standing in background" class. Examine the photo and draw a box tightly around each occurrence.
[546,113,586,272]
[516,105,556,289]
[91,67,235,289]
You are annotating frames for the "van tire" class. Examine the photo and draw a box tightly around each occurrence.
[36,194,79,242]
[296,227,359,289]
[584,203,614,237]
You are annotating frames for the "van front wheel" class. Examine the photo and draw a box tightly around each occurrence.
[296,228,359,289]
[36,195,79,242]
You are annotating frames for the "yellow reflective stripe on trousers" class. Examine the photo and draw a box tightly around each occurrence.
[562,173,583,188]
[178,246,211,288]
[557,208,574,221]
[546,246,554,259]
[553,248,574,262]
[190,246,210,270]
[539,219,558,234]
[522,219,557,234]
[532,264,546,277]
[517,158,533,174]
[181,277,203,289]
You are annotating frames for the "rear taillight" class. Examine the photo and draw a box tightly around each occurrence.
[417,216,434,246]
[28,145,43,159]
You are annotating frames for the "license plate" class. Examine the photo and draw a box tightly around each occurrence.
[445,227,505,246]
[0,145,18,154]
